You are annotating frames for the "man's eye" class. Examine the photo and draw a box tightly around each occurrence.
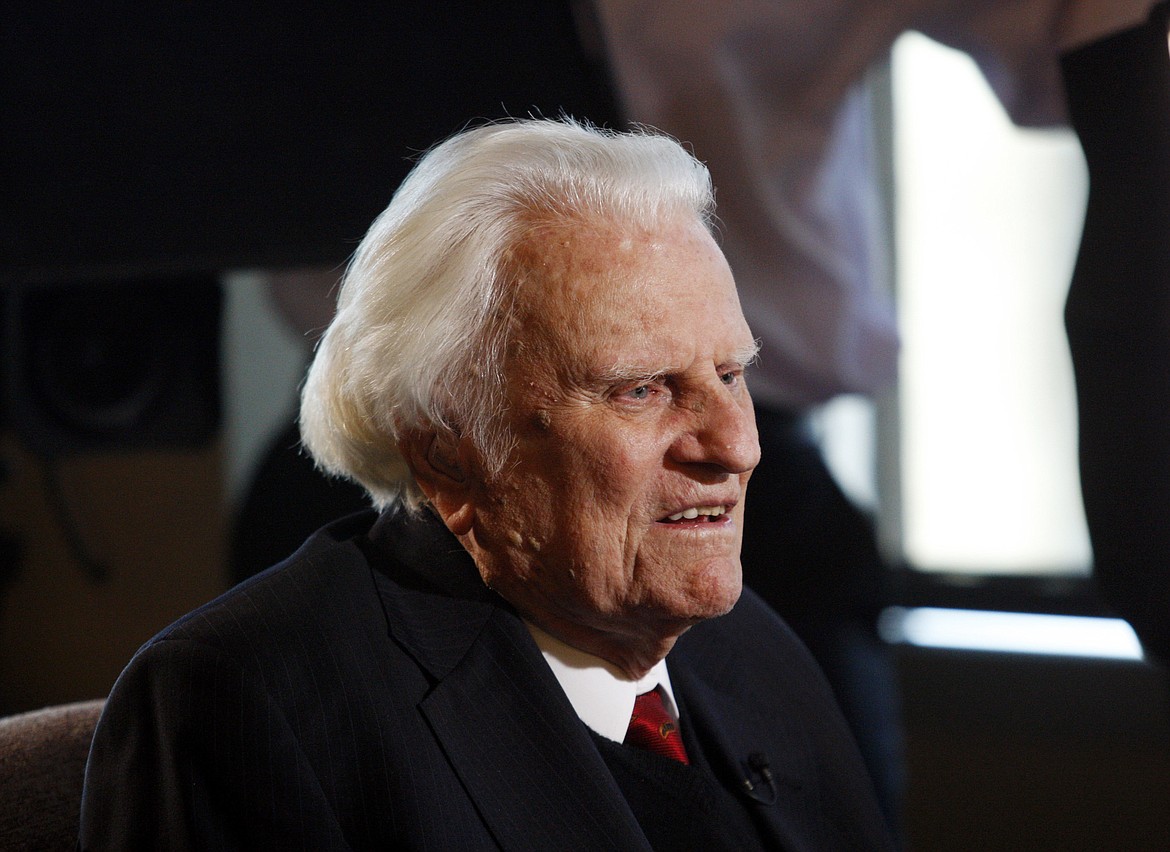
[627,385,651,400]
[720,370,739,386]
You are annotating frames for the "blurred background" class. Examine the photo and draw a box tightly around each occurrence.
[2,4,1168,849]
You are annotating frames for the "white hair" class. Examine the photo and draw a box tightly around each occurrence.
[299,118,714,509]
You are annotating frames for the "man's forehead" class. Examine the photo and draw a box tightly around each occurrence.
[513,215,724,307]
[513,219,663,292]
[504,217,753,381]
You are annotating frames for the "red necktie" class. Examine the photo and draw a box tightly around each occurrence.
[624,686,689,764]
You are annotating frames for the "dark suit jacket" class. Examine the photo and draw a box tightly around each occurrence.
[79,507,895,851]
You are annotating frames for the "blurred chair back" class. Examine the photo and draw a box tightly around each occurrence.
[0,699,105,851]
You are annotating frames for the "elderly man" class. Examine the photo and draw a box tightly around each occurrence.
[79,119,894,850]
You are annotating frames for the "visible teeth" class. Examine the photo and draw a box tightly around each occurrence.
[666,505,727,521]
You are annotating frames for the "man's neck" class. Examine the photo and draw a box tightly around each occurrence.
[525,621,680,742]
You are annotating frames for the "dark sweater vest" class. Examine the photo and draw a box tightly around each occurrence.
[588,730,772,851]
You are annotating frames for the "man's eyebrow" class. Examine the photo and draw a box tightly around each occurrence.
[594,340,761,386]
[727,340,762,368]
[592,363,666,387]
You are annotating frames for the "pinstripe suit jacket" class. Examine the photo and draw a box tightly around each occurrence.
[79,506,894,851]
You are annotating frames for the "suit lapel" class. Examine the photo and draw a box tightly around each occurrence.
[368,508,651,852]
[421,610,652,852]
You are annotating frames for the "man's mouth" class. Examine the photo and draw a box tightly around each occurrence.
[659,505,730,523]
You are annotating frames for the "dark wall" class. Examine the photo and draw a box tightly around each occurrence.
[1,3,619,281]
[898,646,1170,851]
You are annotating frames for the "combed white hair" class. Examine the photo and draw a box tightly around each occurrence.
[299,118,714,509]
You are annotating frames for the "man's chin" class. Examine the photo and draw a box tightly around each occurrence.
[677,560,743,621]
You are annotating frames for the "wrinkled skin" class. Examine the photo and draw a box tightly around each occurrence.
[416,215,760,677]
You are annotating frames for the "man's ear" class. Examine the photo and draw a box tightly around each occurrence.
[401,429,475,536]
[424,431,465,482]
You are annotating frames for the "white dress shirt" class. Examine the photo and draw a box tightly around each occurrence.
[525,621,681,743]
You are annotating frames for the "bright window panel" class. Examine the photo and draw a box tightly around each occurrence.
[880,607,1144,660]
[892,32,1092,575]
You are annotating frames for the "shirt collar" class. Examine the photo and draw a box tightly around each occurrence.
[525,621,679,743]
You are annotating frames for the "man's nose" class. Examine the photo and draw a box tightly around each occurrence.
[671,388,760,474]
